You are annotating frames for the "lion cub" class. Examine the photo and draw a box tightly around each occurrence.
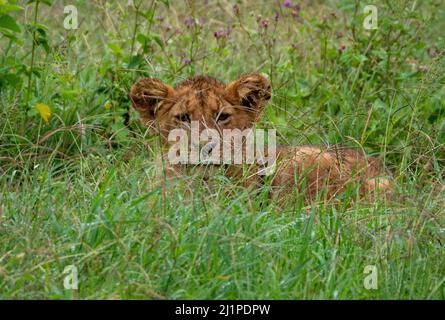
[130,73,391,201]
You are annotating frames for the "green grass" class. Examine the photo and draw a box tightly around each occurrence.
[0,0,444,299]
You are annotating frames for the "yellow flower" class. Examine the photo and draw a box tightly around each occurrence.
[104,101,113,110]
[35,103,52,123]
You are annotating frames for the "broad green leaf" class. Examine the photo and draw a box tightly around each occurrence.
[136,33,149,45]
[107,42,123,56]
[0,14,20,32]
[150,33,163,49]
[27,0,53,5]
[127,54,143,69]
[0,4,23,13]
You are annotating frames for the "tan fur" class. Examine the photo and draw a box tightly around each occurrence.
[130,74,391,201]
[271,145,391,201]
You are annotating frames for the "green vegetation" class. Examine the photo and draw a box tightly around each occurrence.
[0,0,444,299]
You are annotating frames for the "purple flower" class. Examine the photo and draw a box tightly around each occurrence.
[274,12,280,22]
[183,58,191,65]
[291,9,299,18]
[295,3,301,11]
[261,18,269,28]
[233,4,240,14]
[214,28,232,39]
[284,0,292,8]
[338,44,346,54]
[184,17,195,27]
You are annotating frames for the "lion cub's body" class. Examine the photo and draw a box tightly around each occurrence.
[271,145,390,200]
[130,74,391,201]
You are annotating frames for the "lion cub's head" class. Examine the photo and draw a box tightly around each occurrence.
[129,74,271,140]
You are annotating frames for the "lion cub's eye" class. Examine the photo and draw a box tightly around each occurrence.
[216,112,230,123]
[175,113,191,122]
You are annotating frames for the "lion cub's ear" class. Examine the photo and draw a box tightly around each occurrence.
[225,73,271,119]
[129,78,175,124]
